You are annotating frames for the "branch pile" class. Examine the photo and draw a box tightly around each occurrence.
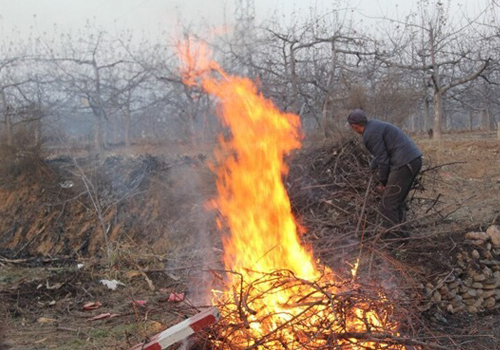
[286,139,443,248]
[286,139,380,247]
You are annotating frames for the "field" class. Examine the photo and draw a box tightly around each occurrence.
[1,132,500,349]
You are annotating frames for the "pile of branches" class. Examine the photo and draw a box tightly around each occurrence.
[286,139,381,247]
[204,269,441,349]
[286,140,446,247]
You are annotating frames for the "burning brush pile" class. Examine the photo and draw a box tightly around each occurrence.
[178,39,420,349]
[210,270,408,349]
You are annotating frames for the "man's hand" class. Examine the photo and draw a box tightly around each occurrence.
[376,184,386,192]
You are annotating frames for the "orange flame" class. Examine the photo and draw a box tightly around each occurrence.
[177,38,403,349]
[178,38,317,279]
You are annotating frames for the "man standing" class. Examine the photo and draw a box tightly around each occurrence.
[347,109,422,234]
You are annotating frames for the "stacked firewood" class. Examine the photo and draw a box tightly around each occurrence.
[427,225,500,313]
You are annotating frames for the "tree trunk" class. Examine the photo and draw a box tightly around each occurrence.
[422,96,430,133]
[1,90,13,146]
[34,114,42,147]
[482,108,491,132]
[124,107,131,148]
[289,44,299,113]
[488,108,494,132]
[281,42,289,110]
[469,110,473,132]
[94,116,103,151]
[497,117,500,140]
[320,41,337,137]
[5,114,12,146]
[481,82,492,132]
[421,26,430,134]
[429,27,444,140]
[92,60,107,151]
[111,117,119,146]
[433,90,443,140]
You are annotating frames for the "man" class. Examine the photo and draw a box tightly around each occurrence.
[347,109,422,234]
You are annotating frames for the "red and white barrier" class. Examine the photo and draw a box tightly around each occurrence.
[130,307,220,350]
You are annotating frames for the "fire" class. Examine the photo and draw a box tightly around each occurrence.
[178,38,317,278]
[178,38,405,349]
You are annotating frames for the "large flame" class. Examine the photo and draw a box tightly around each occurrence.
[178,38,403,349]
[179,38,316,278]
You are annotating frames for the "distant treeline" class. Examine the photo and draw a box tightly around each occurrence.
[1,0,500,150]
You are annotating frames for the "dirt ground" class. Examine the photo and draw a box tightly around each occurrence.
[416,132,500,226]
[0,251,219,350]
[1,132,500,349]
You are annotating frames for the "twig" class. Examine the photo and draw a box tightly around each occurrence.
[420,161,467,174]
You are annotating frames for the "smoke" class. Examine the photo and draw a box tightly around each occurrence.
[164,154,222,307]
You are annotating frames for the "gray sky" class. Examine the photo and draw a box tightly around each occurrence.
[0,0,489,41]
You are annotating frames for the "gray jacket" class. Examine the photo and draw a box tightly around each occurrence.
[362,119,421,185]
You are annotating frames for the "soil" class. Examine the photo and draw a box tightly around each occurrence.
[0,259,206,350]
[1,132,500,349]
[417,132,500,227]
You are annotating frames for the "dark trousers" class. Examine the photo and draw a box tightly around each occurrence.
[379,156,422,229]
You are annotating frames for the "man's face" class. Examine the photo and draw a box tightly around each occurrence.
[350,123,364,135]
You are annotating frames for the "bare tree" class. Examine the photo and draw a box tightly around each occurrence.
[474,1,500,139]
[0,58,28,146]
[375,0,490,139]
[47,29,135,151]
[0,58,54,148]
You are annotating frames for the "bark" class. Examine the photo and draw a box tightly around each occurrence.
[289,43,299,113]
[421,25,430,134]
[423,96,431,132]
[92,59,106,151]
[487,108,493,132]
[429,27,443,140]
[34,113,42,147]
[480,106,492,132]
[111,118,119,145]
[93,116,103,151]
[469,110,473,132]
[433,90,443,140]
[1,90,12,146]
[124,106,131,148]
[320,41,337,137]
[281,41,289,110]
